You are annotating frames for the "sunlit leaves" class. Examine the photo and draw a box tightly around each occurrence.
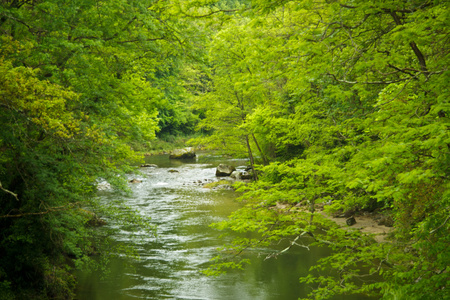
[0,59,80,139]
[198,0,450,299]
[0,0,203,297]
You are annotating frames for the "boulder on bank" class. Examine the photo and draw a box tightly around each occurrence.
[346,217,357,226]
[216,164,236,177]
[203,179,234,190]
[169,147,196,159]
[230,170,253,180]
[240,171,253,180]
[377,215,394,227]
[230,171,241,180]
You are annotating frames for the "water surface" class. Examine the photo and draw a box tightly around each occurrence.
[76,153,369,300]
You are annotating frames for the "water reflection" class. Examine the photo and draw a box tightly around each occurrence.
[76,153,370,300]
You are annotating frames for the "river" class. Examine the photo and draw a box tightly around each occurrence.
[76,153,370,300]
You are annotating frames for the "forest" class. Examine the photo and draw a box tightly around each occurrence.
[0,0,448,299]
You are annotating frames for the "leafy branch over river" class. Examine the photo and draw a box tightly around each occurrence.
[0,0,448,299]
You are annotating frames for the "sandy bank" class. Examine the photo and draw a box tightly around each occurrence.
[319,210,394,243]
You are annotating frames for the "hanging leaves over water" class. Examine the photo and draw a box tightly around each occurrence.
[0,0,449,298]
[195,0,449,299]
[0,0,201,298]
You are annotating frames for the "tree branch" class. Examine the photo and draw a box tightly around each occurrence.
[375,75,417,108]
[327,72,411,85]
[386,64,418,77]
[265,233,310,260]
[0,202,80,218]
[0,180,19,201]
[430,212,450,234]
[180,8,242,18]
[388,11,428,74]
[409,41,428,73]
[115,37,165,44]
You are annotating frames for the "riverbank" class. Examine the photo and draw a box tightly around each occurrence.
[318,208,394,243]
[272,201,395,243]
[130,134,201,156]
[79,152,342,300]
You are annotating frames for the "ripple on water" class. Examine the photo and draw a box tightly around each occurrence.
[78,155,373,300]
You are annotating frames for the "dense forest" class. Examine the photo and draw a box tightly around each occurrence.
[0,0,448,299]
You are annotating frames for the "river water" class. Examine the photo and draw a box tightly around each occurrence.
[76,153,369,300]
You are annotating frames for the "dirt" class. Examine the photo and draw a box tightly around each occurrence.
[318,209,394,243]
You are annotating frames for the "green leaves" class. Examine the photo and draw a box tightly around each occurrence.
[1,0,448,298]
[0,59,80,139]
[196,1,450,299]
[0,0,204,297]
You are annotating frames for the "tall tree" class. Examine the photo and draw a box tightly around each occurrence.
[0,0,201,298]
[200,0,449,299]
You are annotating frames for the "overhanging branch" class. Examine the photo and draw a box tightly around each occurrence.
[388,11,428,74]
[327,73,411,85]
[0,202,81,218]
[0,180,19,201]
[180,8,242,18]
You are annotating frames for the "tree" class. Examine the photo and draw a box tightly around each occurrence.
[199,0,450,299]
[0,0,201,298]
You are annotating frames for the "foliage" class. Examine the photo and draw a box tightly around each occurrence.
[0,0,202,298]
[1,0,448,298]
[194,0,450,299]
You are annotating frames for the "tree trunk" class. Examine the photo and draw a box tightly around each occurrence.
[245,135,258,181]
[252,133,268,166]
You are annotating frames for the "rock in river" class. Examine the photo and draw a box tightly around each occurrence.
[216,164,236,177]
[169,147,196,159]
[141,164,158,168]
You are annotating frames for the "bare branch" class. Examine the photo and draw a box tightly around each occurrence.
[180,8,242,18]
[386,64,418,77]
[430,212,450,234]
[340,4,357,9]
[0,180,19,201]
[375,75,417,108]
[116,37,165,44]
[0,202,80,218]
[265,233,310,260]
[327,72,411,85]
[388,11,428,74]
